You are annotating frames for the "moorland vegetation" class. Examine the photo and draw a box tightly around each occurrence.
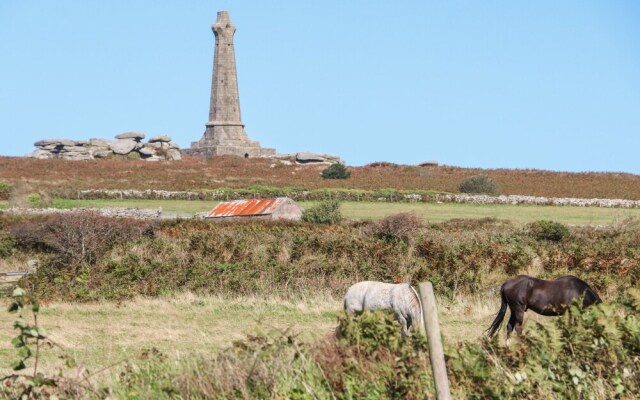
[2,211,639,303]
[1,155,640,398]
[1,209,639,397]
[1,156,640,199]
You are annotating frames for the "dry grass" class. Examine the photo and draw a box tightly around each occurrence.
[0,291,557,388]
[1,156,640,199]
[0,293,339,384]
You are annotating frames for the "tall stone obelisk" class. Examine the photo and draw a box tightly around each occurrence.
[185,10,275,158]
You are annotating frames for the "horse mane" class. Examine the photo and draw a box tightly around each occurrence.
[408,285,425,330]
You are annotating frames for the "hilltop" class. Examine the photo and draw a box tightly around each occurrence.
[1,156,639,200]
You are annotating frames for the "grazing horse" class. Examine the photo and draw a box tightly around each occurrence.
[487,275,602,341]
[343,281,424,336]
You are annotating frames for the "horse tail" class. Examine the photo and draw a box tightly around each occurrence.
[486,285,508,337]
[409,285,425,332]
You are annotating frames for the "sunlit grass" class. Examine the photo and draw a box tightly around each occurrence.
[0,292,512,386]
[338,201,640,225]
[50,198,640,225]
[0,293,340,383]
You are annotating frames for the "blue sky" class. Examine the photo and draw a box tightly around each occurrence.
[1,1,639,173]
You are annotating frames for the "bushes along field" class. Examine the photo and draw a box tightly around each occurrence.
[2,212,639,302]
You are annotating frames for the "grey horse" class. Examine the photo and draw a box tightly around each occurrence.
[343,281,424,336]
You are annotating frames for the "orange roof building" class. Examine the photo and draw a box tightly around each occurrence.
[205,197,303,221]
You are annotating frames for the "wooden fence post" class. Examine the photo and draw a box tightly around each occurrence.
[418,281,452,400]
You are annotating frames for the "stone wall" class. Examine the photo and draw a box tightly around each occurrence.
[28,132,181,161]
[1,207,162,219]
[72,189,640,209]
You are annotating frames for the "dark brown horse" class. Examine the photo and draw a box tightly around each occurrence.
[487,275,601,341]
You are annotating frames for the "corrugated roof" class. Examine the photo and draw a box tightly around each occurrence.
[206,198,289,218]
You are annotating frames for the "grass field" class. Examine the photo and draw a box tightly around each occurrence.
[0,292,531,386]
[50,198,640,225]
[0,294,339,382]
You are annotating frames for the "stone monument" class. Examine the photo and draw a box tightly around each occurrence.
[183,11,275,158]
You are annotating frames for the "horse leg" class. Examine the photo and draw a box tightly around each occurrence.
[514,311,525,336]
[506,312,516,346]
[396,313,410,336]
[505,306,525,345]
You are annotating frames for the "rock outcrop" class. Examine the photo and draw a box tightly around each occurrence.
[269,152,342,166]
[28,133,181,161]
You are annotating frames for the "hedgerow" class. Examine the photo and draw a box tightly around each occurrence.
[1,214,639,303]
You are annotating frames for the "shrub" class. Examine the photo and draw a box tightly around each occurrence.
[0,231,15,258]
[458,174,497,194]
[301,200,342,224]
[127,151,142,160]
[321,163,351,179]
[450,293,640,398]
[9,211,156,266]
[528,220,571,242]
[111,313,432,399]
[323,311,431,398]
[26,193,44,208]
[368,212,424,243]
[0,180,11,200]
[365,161,398,168]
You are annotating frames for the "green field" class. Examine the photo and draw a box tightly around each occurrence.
[50,198,640,225]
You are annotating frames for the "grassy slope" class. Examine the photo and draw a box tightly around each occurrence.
[2,156,640,199]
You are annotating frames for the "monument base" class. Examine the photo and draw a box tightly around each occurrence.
[181,145,276,159]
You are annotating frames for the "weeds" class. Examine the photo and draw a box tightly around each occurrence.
[2,286,84,399]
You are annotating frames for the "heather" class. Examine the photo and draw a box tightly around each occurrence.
[2,156,640,199]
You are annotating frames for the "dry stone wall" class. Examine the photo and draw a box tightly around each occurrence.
[73,189,640,208]
[427,194,640,208]
[28,132,181,161]
[1,207,162,219]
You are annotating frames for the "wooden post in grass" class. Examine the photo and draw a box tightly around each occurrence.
[418,281,452,400]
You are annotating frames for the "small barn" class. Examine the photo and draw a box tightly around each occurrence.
[205,197,303,221]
